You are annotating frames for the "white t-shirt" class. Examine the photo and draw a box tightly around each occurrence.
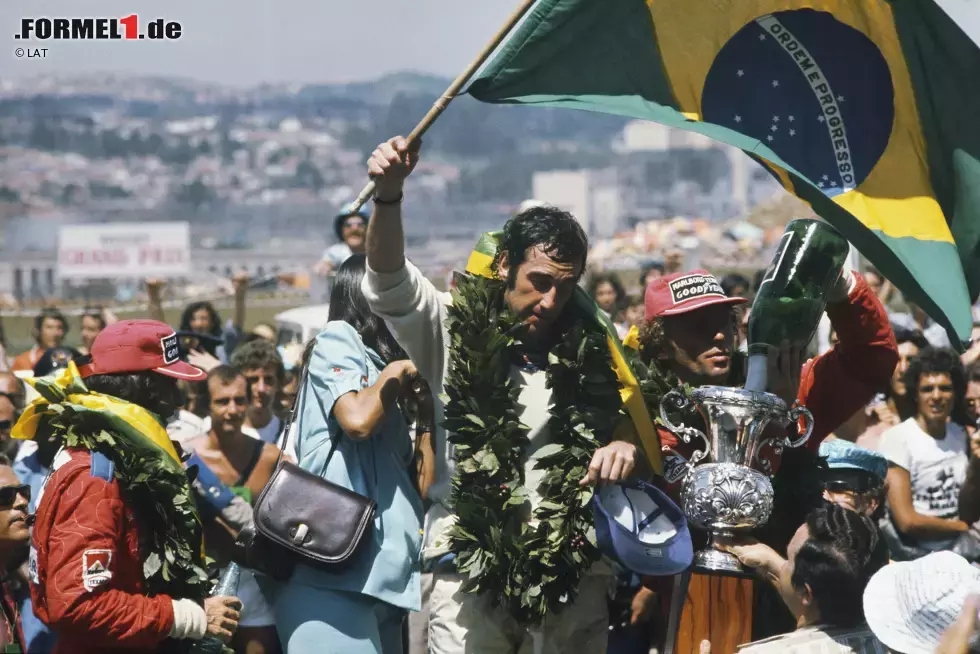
[242,414,282,446]
[879,418,968,549]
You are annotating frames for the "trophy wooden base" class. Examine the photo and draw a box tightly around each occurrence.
[665,571,755,654]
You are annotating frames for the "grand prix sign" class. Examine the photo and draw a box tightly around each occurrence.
[58,222,191,280]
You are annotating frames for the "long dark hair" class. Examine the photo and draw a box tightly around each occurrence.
[179,301,223,356]
[328,254,406,364]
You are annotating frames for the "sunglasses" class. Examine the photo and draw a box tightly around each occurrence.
[0,484,29,507]
[824,479,882,495]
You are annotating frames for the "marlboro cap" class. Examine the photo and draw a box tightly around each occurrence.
[78,319,206,381]
[645,269,747,320]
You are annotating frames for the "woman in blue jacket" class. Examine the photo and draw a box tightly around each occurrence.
[273,254,424,654]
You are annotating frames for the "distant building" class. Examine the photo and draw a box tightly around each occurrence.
[531,168,624,239]
[614,120,716,153]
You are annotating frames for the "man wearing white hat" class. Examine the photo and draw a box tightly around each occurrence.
[864,550,980,653]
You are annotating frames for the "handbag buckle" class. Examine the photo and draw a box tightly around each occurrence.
[289,523,310,544]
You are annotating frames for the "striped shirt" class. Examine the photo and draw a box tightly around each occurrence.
[737,624,887,653]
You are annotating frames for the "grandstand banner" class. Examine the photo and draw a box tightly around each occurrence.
[58,222,191,280]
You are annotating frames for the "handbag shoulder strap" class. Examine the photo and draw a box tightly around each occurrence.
[274,355,310,468]
[273,342,344,470]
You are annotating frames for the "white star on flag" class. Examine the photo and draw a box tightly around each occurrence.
[759,33,767,41]
[771,125,778,132]
[737,69,744,77]
[818,181,825,188]
[773,115,780,122]
[817,115,826,123]
[767,135,774,142]
[772,80,780,88]
[789,129,796,136]
[822,174,829,180]
[830,180,838,187]
[788,116,795,122]
[837,95,845,102]
[734,115,742,123]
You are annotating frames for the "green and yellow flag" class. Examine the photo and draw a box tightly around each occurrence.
[468,0,980,346]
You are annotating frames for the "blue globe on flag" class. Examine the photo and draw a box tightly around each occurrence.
[701,9,895,198]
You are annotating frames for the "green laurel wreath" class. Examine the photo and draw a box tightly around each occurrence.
[442,273,623,626]
[30,375,211,602]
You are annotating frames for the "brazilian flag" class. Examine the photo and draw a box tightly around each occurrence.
[468,0,980,346]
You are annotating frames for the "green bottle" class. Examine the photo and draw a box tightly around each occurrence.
[744,219,849,392]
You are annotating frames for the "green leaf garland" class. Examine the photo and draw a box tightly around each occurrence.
[32,382,211,602]
[443,273,622,626]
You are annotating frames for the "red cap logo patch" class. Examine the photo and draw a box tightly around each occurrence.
[667,273,726,305]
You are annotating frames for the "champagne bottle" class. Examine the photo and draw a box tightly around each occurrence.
[188,563,240,654]
[744,219,849,392]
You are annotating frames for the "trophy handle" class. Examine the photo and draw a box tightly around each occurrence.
[754,403,814,476]
[784,404,813,449]
[658,390,710,469]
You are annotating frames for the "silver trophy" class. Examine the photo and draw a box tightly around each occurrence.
[659,386,813,574]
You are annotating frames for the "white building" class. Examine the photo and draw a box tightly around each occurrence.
[614,120,717,153]
[531,168,624,239]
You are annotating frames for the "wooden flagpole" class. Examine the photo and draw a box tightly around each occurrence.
[348,0,539,212]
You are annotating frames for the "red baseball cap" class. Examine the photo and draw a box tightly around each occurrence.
[78,319,206,381]
[645,269,747,320]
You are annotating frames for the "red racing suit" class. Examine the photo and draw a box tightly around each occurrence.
[657,271,898,486]
[29,447,177,654]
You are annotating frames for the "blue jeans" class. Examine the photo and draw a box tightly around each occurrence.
[273,584,405,654]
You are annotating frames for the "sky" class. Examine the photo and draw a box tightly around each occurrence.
[0,0,976,87]
[0,0,519,86]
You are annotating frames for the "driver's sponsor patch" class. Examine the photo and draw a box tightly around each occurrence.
[667,273,725,305]
[82,549,113,592]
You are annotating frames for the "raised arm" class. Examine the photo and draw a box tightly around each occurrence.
[231,273,249,332]
[359,137,450,389]
[797,271,898,450]
[365,136,420,274]
[145,279,166,324]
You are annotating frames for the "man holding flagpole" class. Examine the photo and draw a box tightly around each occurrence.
[360,136,641,653]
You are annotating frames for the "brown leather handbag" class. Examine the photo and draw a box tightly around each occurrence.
[234,364,377,581]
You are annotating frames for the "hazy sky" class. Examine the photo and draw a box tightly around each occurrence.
[0,0,977,86]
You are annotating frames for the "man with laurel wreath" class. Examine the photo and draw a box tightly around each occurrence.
[361,136,637,654]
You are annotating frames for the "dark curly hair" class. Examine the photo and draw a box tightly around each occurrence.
[230,338,285,383]
[492,205,589,288]
[84,372,183,422]
[899,346,968,425]
[636,313,744,382]
[637,316,669,364]
[791,503,887,628]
